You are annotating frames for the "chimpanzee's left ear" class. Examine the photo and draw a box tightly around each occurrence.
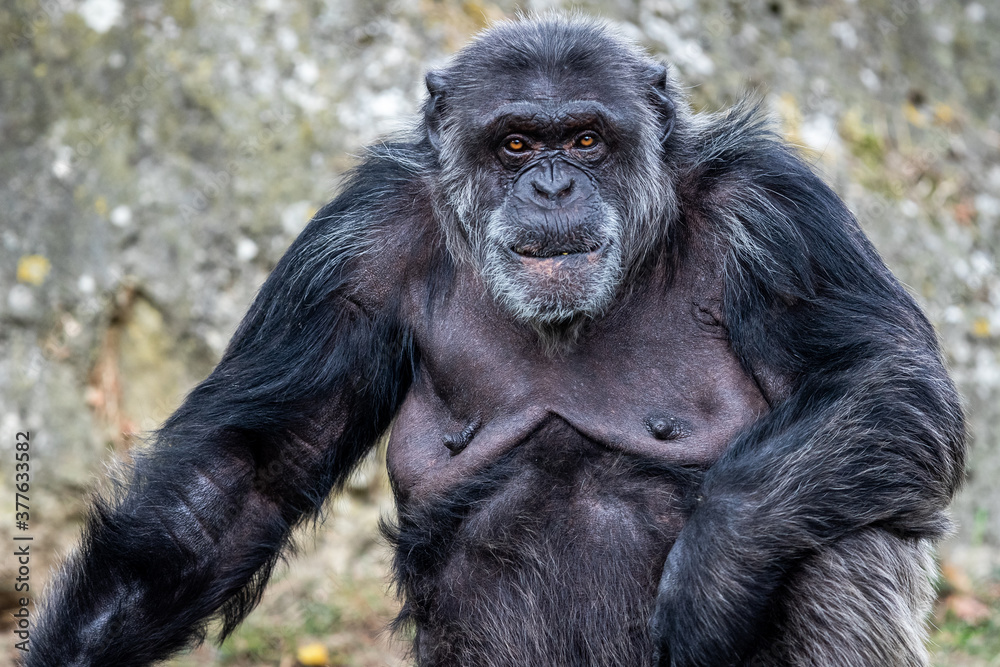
[424,70,448,151]
[644,63,676,144]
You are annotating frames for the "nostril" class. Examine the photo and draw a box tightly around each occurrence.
[532,178,575,200]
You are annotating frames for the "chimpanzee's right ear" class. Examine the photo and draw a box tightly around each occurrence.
[424,71,448,151]
[644,63,676,145]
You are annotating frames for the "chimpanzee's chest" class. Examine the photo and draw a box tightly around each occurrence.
[386,254,768,502]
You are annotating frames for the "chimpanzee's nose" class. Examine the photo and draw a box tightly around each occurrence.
[531,162,575,202]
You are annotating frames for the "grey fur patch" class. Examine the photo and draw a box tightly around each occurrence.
[751,531,937,667]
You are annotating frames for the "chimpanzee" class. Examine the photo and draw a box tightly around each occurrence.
[29,15,965,667]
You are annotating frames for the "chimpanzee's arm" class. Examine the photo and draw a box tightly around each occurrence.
[27,153,416,667]
[652,111,966,667]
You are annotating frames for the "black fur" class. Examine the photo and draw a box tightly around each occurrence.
[29,16,965,667]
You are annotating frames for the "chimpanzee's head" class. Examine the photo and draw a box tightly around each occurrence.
[424,16,686,330]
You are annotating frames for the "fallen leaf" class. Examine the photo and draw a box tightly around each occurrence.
[296,642,330,666]
[972,318,991,338]
[17,255,51,285]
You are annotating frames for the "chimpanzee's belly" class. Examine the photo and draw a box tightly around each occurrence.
[385,416,702,667]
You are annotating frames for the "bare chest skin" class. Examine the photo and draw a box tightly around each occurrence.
[386,246,769,502]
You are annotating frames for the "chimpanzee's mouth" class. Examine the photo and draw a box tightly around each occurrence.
[510,241,604,259]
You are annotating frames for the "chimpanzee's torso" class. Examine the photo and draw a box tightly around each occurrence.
[380,230,769,665]
[386,235,768,502]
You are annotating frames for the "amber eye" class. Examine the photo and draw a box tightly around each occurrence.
[576,133,598,148]
[505,137,527,152]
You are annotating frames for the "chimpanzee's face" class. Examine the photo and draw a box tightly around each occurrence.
[432,62,676,329]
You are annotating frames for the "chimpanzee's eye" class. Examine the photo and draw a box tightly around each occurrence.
[576,133,599,148]
[505,137,528,152]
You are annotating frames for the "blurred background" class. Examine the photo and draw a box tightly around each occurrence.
[1,0,998,665]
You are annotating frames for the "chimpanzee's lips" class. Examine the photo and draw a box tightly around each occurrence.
[510,241,604,259]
